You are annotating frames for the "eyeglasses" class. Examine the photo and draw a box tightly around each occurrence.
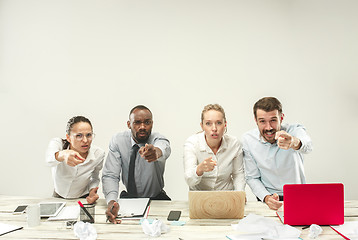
[71,132,95,141]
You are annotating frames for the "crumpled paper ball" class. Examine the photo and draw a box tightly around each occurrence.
[141,219,170,237]
[74,221,97,240]
[308,224,323,239]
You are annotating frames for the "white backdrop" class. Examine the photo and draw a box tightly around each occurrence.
[1,0,357,201]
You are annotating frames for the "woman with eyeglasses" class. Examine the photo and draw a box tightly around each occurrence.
[46,116,105,204]
[183,104,245,191]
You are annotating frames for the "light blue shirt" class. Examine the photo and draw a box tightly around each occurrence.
[102,130,171,204]
[242,123,312,201]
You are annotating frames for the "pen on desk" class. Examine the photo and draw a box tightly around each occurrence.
[106,204,121,222]
[106,205,115,223]
[77,201,94,223]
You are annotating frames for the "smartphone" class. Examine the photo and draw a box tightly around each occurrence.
[13,205,28,214]
[167,210,181,221]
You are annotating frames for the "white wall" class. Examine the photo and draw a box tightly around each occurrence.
[0,0,357,201]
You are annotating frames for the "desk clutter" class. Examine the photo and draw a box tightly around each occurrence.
[1,196,358,239]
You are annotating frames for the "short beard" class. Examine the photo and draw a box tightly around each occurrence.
[134,132,150,143]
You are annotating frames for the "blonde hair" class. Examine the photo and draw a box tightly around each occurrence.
[201,104,226,123]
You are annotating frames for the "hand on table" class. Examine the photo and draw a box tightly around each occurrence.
[264,193,283,210]
[105,200,121,224]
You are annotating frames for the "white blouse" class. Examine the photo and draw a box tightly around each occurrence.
[45,138,105,198]
[183,132,245,191]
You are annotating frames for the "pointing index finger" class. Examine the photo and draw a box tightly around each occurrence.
[275,131,282,140]
[275,130,289,140]
[74,152,85,161]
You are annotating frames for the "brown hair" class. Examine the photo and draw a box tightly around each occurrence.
[253,97,282,119]
[62,116,92,149]
[201,104,226,123]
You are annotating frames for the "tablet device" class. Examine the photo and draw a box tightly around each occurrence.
[39,202,66,217]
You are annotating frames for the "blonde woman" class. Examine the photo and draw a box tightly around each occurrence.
[183,104,245,191]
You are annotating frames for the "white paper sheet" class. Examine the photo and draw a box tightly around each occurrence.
[118,198,150,218]
[331,221,358,239]
[48,205,80,221]
[0,222,23,236]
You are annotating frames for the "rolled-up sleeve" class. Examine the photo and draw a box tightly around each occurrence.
[102,137,122,204]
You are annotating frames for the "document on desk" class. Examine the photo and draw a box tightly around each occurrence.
[227,235,301,240]
[48,205,80,221]
[118,198,150,218]
[330,221,358,240]
[228,213,301,240]
[0,223,23,236]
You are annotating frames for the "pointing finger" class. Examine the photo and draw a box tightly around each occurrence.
[275,130,284,140]
[74,152,85,162]
[146,144,154,150]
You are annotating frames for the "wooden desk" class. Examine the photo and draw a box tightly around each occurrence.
[1,195,357,239]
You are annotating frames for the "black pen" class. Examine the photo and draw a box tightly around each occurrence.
[106,205,114,223]
[77,201,94,223]
[106,203,121,222]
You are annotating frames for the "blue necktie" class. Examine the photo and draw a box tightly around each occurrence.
[128,144,139,196]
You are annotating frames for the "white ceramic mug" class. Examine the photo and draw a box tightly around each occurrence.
[27,204,40,227]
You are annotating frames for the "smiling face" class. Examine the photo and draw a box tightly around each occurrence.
[255,109,283,143]
[127,109,153,143]
[66,121,93,155]
[201,110,227,143]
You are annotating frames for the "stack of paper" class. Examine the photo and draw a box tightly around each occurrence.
[0,223,23,236]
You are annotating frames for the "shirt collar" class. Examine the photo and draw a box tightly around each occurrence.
[130,137,145,148]
[259,134,269,144]
[85,147,95,162]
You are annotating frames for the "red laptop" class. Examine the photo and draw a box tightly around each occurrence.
[277,183,344,225]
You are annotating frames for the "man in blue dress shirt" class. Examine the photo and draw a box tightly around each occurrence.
[102,105,171,223]
[242,97,312,210]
